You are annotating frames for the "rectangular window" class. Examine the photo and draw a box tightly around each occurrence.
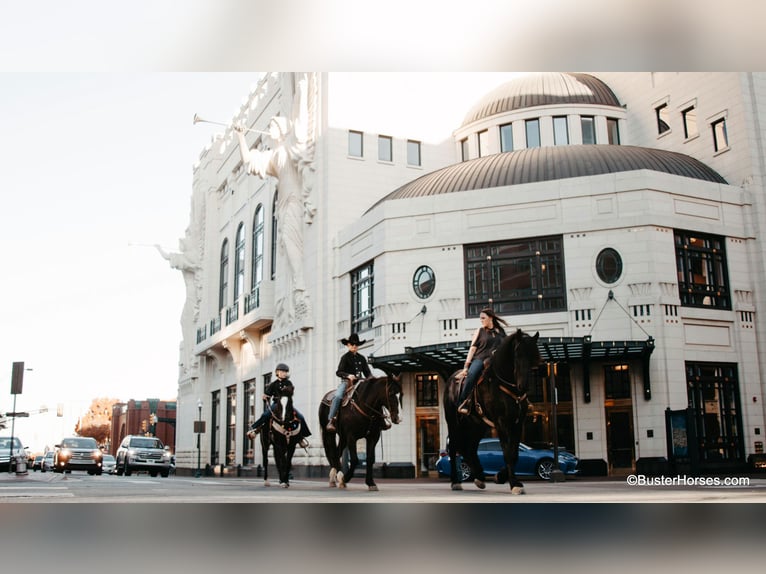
[712,118,728,151]
[416,373,439,407]
[581,116,596,144]
[460,138,469,161]
[242,380,256,466]
[607,118,620,144]
[656,103,670,134]
[378,135,392,162]
[553,116,569,145]
[407,139,421,166]
[525,118,540,148]
[674,229,731,309]
[348,130,363,157]
[210,391,220,466]
[604,365,631,399]
[464,235,566,316]
[500,123,514,152]
[686,362,743,463]
[226,385,237,467]
[682,106,698,139]
[478,130,489,157]
[351,261,374,333]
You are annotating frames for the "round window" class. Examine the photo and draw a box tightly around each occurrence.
[596,248,623,284]
[412,265,436,299]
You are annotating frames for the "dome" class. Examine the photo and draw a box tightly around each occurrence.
[368,145,727,210]
[461,73,622,127]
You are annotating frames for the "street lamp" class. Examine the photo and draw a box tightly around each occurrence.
[195,398,203,478]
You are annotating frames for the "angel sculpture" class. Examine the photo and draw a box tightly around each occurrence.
[233,72,317,329]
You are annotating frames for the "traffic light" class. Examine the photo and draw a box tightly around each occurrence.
[149,413,157,424]
[141,420,148,433]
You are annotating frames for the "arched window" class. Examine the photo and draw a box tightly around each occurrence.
[234,223,246,303]
[271,189,278,280]
[251,204,264,290]
[219,238,229,311]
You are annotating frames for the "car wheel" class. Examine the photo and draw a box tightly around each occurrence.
[536,458,554,480]
[459,461,472,482]
[160,470,169,478]
[124,461,132,476]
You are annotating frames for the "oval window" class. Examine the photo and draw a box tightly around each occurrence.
[412,265,436,299]
[596,248,623,284]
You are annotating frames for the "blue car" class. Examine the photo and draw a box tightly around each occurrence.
[436,438,579,481]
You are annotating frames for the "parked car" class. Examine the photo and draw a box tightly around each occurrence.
[101,454,116,475]
[115,435,172,477]
[436,438,579,481]
[54,437,103,475]
[41,451,55,472]
[0,436,27,472]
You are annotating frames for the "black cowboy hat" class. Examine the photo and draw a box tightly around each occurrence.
[341,333,366,346]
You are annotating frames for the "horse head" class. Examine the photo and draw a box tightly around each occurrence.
[385,374,403,425]
[493,329,541,391]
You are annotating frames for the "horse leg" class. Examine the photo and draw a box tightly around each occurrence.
[446,435,463,491]
[497,426,525,495]
[260,432,271,487]
[364,431,380,491]
[339,437,358,489]
[461,445,486,490]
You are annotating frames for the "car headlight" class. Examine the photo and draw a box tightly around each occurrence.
[59,449,71,459]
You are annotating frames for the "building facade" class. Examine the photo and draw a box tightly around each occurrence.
[170,72,766,477]
[110,399,176,456]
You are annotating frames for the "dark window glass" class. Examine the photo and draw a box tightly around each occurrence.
[219,239,229,311]
[596,248,623,284]
[251,204,264,289]
[234,223,246,302]
[674,229,731,309]
[416,373,439,407]
[413,265,435,299]
[605,365,631,399]
[686,362,743,463]
[464,235,566,316]
[351,261,374,333]
[607,118,620,144]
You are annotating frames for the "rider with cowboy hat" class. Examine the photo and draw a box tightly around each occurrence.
[326,333,372,432]
[247,363,311,448]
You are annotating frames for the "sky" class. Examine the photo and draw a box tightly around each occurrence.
[0,74,265,448]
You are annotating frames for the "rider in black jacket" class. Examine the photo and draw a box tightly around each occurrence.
[326,333,372,432]
[247,363,311,447]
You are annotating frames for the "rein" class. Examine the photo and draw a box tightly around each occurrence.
[350,378,398,422]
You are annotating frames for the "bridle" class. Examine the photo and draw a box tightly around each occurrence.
[350,377,400,423]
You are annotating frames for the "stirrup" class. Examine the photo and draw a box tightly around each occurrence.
[326,418,337,432]
[299,438,309,449]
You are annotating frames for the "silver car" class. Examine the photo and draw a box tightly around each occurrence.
[41,451,55,472]
[101,454,117,474]
[0,436,26,472]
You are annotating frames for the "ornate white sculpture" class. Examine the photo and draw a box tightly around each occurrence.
[234,72,317,330]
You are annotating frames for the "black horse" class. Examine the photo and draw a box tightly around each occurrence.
[318,374,402,491]
[443,329,541,494]
[254,380,302,488]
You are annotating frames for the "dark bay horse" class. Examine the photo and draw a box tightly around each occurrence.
[318,374,402,491]
[255,380,302,488]
[443,329,541,494]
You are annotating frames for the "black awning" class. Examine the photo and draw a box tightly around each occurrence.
[369,335,655,402]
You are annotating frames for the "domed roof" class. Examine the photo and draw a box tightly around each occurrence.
[368,145,727,210]
[461,73,622,127]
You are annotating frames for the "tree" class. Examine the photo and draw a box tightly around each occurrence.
[75,397,120,446]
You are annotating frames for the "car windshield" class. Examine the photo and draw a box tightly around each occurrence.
[103,455,115,461]
[0,438,22,449]
[61,438,97,448]
[129,438,163,449]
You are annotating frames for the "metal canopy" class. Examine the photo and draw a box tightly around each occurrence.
[369,336,655,403]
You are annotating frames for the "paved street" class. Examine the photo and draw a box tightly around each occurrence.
[3,470,766,502]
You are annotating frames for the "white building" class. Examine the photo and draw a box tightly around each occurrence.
[172,72,766,478]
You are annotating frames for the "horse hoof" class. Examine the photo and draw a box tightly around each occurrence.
[264,480,271,487]
[280,482,289,489]
[511,485,525,495]
[474,479,486,490]
[451,483,463,491]
[368,485,378,491]
[338,482,347,489]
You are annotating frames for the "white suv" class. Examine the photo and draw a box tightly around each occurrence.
[115,435,172,477]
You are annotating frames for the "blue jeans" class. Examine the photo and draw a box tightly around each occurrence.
[327,379,349,420]
[458,359,484,403]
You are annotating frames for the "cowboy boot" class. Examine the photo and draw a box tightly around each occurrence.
[326,417,337,432]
